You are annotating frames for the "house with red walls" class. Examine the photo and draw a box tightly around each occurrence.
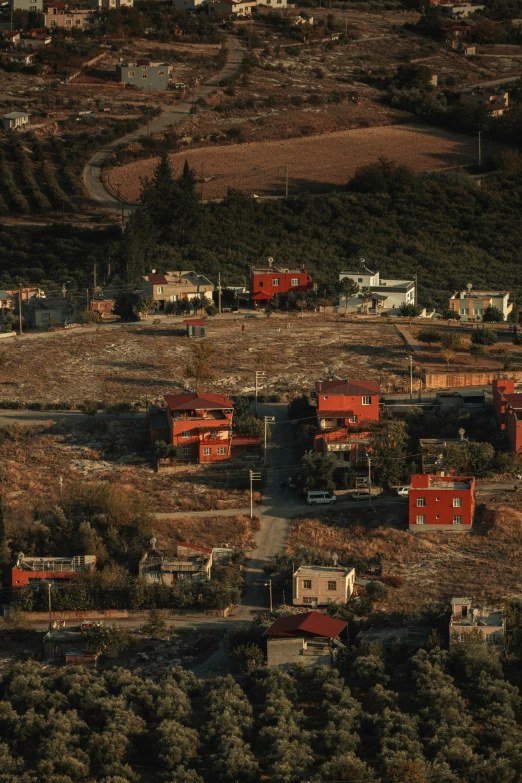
[315,379,380,431]
[250,261,313,307]
[492,379,522,454]
[12,554,96,589]
[151,392,261,463]
[314,428,370,468]
[409,474,475,531]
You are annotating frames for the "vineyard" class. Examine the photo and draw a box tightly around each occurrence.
[0,117,146,216]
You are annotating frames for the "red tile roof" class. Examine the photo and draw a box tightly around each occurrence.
[503,393,522,410]
[164,393,234,411]
[263,612,347,639]
[184,318,206,326]
[148,273,168,284]
[177,542,212,554]
[316,379,380,396]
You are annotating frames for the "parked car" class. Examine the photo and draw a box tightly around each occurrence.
[351,491,371,501]
[397,486,410,497]
[307,491,336,505]
[288,477,297,489]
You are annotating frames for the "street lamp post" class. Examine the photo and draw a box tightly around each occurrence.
[368,456,372,510]
[408,355,413,403]
[249,470,262,519]
[255,370,266,415]
[264,416,275,466]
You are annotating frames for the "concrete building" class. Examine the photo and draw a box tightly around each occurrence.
[139,539,212,585]
[460,87,509,116]
[2,111,29,130]
[19,295,76,328]
[315,378,380,431]
[449,286,512,321]
[263,612,347,670]
[184,317,206,337]
[43,2,98,29]
[293,563,355,607]
[116,60,169,91]
[449,597,505,648]
[409,473,476,531]
[86,0,132,7]
[12,554,96,588]
[339,259,415,314]
[213,0,256,17]
[141,270,214,311]
[314,428,370,468]
[13,0,44,11]
[438,3,485,16]
[250,260,313,307]
[19,30,51,48]
[419,435,468,473]
[44,626,99,667]
[492,379,522,453]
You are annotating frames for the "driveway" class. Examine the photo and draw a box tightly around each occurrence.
[82,33,245,212]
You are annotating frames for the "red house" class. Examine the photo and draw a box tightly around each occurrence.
[250,262,313,307]
[492,379,522,454]
[315,379,380,431]
[12,554,96,588]
[314,428,370,468]
[409,474,475,531]
[154,392,261,463]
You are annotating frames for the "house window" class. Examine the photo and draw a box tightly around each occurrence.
[453,497,462,507]
[453,515,463,524]
[348,415,358,423]
[302,597,313,604]
[217,447,227,455]
[66,19,71,24]
[183,447,191,456]
[181,430,190,438]
[358,278,363,282]
[142,74,148,79]
[149,572,159,580]
[327,581,337,591]
[128,70,135,77]
[303,580,312,589]
[291,277,299,286]
[157,286,163,294]
[158,70,165,76]
[416,515,426,525]
[258,281,264,287]
[203,447,212,456]
[362,396,371,405]
[416,498,426,507]
[75,18,81,24]
[272,278,280,287]
[142,65,147,69]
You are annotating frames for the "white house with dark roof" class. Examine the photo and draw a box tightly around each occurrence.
[2,112,30,130]
[339,259,415,314]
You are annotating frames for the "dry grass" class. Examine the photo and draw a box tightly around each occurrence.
[0,317,407,406]
[289,502,522,612]
[152,513,259,553]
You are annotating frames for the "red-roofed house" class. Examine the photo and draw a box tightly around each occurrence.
[263,611,347,669]
[492,379,522,453]
[155,392,261,463]
[250,262,313,308]
[315,378,380,431]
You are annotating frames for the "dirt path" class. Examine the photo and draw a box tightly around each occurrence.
[82,33,244,213]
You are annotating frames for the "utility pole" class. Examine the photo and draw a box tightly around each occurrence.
[264,415,275,466]
[218,272,222,314]
[18,289,22,335]
[249,470,261,519]
[408,355,413,403]
[268,578,273,612]
[367,456,372,510]
[47,582,52,633]
[93,262,97,291]
[414,272,418,309]
[255,370,266,415]
[59,476,63,502]
[86,288,89,310]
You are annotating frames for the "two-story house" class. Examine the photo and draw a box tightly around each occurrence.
[43,2,98,29]
[314,428,370,468]
[250,260,313,307]
[315,378,380,431]
[139,539,212,585]
[492,379,522,453]
[449,597,505,648]
[460,87,509,117]
[293,564,355,607]
[339,260,415,314]
[449,286,512,321]
[141,270,214,311]
[12,554,96,588]
[116,61,170,91]
[409,473,476,531]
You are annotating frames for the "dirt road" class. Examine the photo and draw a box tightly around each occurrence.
[82,34,244,212]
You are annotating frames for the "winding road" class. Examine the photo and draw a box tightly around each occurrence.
[82,33,245,213]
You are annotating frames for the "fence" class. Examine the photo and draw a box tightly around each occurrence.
[422,370,522,390]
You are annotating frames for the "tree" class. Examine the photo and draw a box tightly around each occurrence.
[440,348,455,368]
[82,624,134,656]
[337,277,359,313]
[469,343,488,364]
[399,304,420,318]
[156,720,199,771]
[471,329,497,346]
[140,148,178,243]
[369,419,408,488]
[394,63,433,90]
[234,415,265,440]
[299,450,336,492]
[140,608,168,638]
[184,342,215,392]
[468,442,495,477]
[417,328,442,348]
[441,332,463,351]
[113,293,154,321]
[499,348,513,371]
[319,297,332,318]
[483,305,504,323]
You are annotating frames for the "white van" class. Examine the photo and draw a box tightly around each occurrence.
[306,491,336,505]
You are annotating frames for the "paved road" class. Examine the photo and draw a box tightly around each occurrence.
[82,34,244,212]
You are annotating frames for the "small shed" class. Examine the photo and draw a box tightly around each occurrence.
[184,317,206,337]
[2,111,29,130]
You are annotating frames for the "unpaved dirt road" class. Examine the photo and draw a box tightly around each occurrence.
[109,122,506,201]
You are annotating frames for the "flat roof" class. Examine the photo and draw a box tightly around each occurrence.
[3,112,29,119]
[294,565,354,578]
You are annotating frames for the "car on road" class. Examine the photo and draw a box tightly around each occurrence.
[245,314,259,319]
[307,491,336,505]
[397,486,410,497]
[350,491,371,501]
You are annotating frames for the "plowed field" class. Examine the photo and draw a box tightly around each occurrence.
[108,123,505,201]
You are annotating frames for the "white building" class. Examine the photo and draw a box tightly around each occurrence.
[438,3,485,17]
[293,563,355,608]
[449,286,512,322]
[87,0,133,8]
[339,259,415,314]
[2,112,30,130]
[12,0,43,12]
